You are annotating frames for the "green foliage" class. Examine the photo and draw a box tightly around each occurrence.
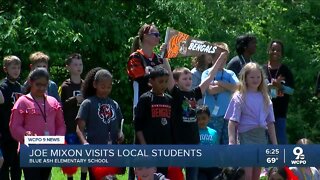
[1,0,320,143]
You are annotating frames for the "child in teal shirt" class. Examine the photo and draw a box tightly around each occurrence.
[197,105,221,179]
[197,106,218,145]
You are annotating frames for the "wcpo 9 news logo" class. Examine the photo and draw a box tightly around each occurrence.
[291,147,306,165]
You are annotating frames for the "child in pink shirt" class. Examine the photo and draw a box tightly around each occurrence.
[10,68,66,180]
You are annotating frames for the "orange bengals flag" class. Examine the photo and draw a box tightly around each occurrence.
[162,28,224,59]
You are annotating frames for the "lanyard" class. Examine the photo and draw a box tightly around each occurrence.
[239,55,251,68]
[213,71,224,101]
[31,95,47,123]
[267,64,282,80]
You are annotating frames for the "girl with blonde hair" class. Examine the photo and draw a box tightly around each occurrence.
[225,62,277,180]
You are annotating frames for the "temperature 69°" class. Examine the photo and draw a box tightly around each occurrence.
[266,157,278,164]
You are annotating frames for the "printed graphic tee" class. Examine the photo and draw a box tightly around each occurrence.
[199,127,218,145]
[76,96,123,144]
[170,85,202,144]
[134,91,173,144]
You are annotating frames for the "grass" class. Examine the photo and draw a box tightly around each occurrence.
[51,167,128,180]
[48,167,271,179]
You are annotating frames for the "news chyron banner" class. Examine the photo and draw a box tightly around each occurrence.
[20,144,320,167]
[163,28,224,58]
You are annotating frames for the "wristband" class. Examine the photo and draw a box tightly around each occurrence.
[83,142,89,145]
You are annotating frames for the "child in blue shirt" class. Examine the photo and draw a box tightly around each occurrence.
[202,43,239,145]
[196,105,221,180]
[197,106,218,145]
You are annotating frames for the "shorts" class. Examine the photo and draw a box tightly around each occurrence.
[239,127,268,144]
[65,133,80,144]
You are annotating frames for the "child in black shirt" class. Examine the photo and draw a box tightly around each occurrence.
[0,55,23,180]
[58,53,86,180]
[166,51,227,180]
[135,66,172,176]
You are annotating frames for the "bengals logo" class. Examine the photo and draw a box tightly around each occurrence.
[167,32,189,58]
[98,103,116,124]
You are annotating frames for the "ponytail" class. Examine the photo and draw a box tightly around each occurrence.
[131,36,140,53]
[130,24,154,53]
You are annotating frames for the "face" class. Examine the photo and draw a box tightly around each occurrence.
[176,72,192,91]
[197,113,210,129]
[269,172,285,180]
[135,167,156,180]
[30,77,48,97]
[150,76,169,95]
[4,64,21,79]
[246,39,257,55]
[143,26,160,47]
[93,78,112,98]
[268,42,282,61]
[31,62,48,70]
[67,58,83,75]
[246,68,262,91]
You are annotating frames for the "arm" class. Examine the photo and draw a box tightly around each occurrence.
[228,121,237,145]
[272,68,294,95]
[60,85,83,109]
[216,81,238,92]
[118,119,124,144]
[281,85,294,95]
[136,131,147,145]
[162,58,175,91]
[199,52,227,94]
[207,85,225,95]
[266,102,277,145]
[9,101,29,143]
[75,99,90,144]
[115,101,125,143]
[283,67,294,95]
[216,70,239,92]
[0,90,3,104]
[54,104,66,136]
[224,93,241,145]
[49,81,61,102]
[267,123,277,145]
[134,96,148,144]
[76,119,88,144]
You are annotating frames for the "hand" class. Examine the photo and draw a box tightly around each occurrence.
[209,84,219,90]
[211,80,219,86]
[145,66,153,75]
[271,75,285,89]
[117,131,125,144]
[76,95,84,104]
[25,131,37,136]
[160,43,167,53]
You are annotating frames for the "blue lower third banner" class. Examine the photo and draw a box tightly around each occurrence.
[20,145,320,167]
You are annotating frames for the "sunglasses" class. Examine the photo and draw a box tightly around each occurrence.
[148,32,160,38]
